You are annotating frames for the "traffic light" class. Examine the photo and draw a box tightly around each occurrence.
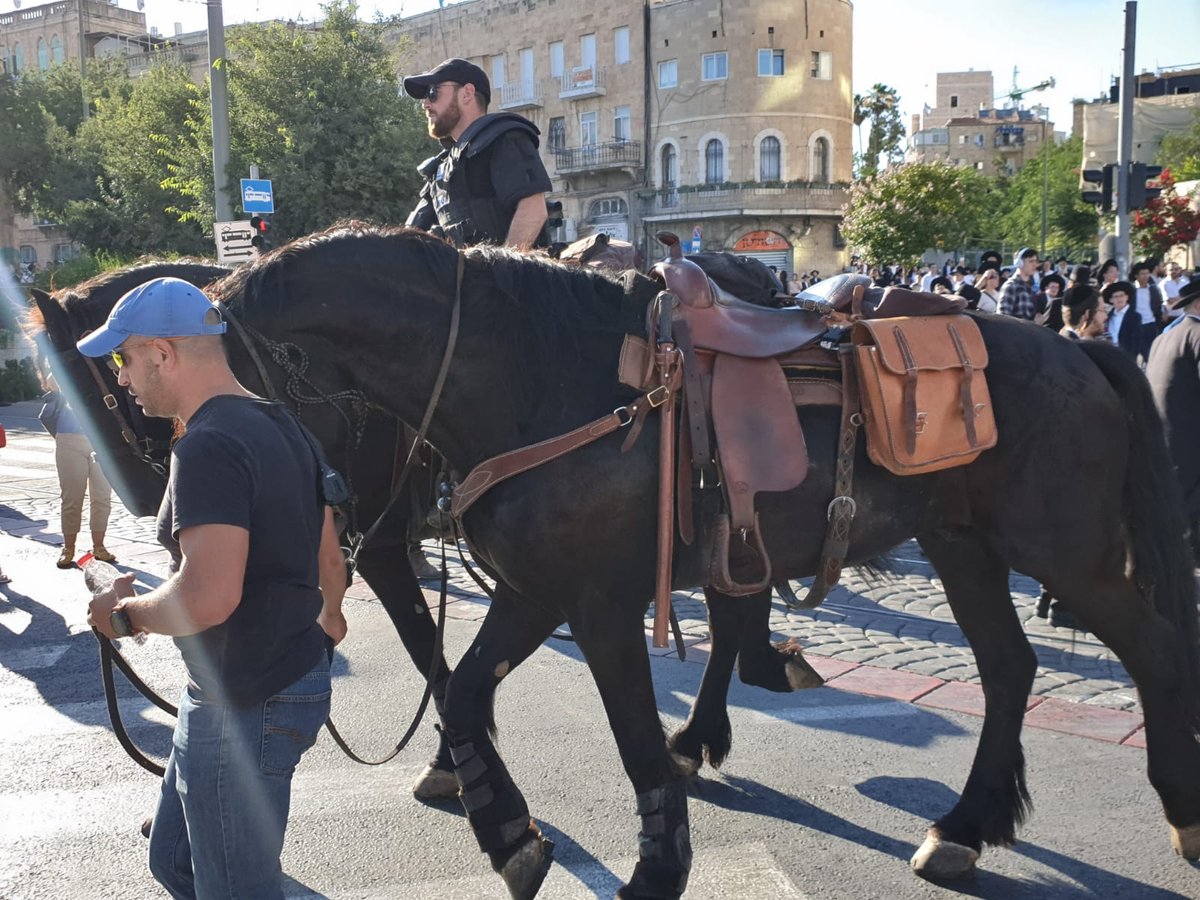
[546,200,564,229]
[1127,163,1163,210]
[1081,164,1114,213]
[249,215,272,252]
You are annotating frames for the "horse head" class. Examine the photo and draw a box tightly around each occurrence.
[28,262,229,517]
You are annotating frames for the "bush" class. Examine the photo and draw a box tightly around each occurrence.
[0,357,42,402]
[32,250,139,293]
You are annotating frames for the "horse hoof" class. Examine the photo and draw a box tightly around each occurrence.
[668,749,702,778]
[910,832,979,880]
[1170,823,1200,859]
[412,764,459,802]
[498,828,554,900]
[784,654,825,690]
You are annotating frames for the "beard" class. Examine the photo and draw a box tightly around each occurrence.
[428,97,463,140]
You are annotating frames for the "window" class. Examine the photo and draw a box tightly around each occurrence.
[19,245,37,265]
[950,95,959,108]
[491,55,506,90]
[702,52,728,81]
[705,139,724,183]
[549,41,564,78]
[37,38,48,71]
[1028,130,1039,142]
[53,243,78,264]
[588,197,628,219]
[757,49,784,77]
[658,59,677,88]
[549,117,566,151]
[661,144,677,188]
[614,26,630,65]
[810,50,831,80]
[975,161,985,170]
[12,43,23,75]
[614,105,631,142]
[51,35,64,65]
[1,47,8,76]
[518,47,534,88]
[974,133,984,146]
[580,111,598,147]
[811,137,830,182]
[580,33,596,69]
[760,136,781,181]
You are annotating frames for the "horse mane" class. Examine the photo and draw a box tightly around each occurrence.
[207,221,636,391]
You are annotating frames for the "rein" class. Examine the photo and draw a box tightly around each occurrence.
[92,251,467,774]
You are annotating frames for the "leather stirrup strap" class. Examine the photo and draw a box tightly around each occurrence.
[800,345,860,608]
[672,318,712,472]
[947,322,979,449]
[893,325,920,456]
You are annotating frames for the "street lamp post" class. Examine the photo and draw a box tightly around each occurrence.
[1040,112,1049,259]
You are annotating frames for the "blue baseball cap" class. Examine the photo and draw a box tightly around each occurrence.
[76,277,227,358]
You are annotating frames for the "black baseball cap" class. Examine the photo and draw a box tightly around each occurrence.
[403,58,491,103]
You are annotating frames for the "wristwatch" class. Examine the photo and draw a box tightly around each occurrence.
[110,603,135,638]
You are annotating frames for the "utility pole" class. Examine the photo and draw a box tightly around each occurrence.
[1114,1,1137,275]
[77,0,89,121]
[207,0,234,222]
[1040,114,1049,259]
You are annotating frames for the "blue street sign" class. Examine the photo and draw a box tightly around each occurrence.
[240,178,275,214]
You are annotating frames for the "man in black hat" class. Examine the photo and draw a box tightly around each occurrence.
[1102,279,1142,359]
[1130,261,1166,359]
[403,58,553,250]
[1146,278,1200,555]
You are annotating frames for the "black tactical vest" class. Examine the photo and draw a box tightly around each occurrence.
[418,113,542,247]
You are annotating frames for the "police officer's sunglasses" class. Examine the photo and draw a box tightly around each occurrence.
[109,337,185,371]
[425,82,460,102]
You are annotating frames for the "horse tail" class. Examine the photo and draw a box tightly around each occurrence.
[1076,341,1200,686]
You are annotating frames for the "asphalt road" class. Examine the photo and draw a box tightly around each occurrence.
[1,530,1197,900]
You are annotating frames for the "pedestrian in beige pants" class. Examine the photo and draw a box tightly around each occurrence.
[39,380,115,568]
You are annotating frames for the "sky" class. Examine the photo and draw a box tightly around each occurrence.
[137,0,1200,136]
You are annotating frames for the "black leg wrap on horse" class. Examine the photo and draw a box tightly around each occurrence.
[624,780,692,898]
[452,740,534,855]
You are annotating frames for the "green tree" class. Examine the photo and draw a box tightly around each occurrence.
[853,84,905,178]
[992,136,1099,259]
[1158,109,1200,182]
[169,0,429,241]
[841,161,991,267]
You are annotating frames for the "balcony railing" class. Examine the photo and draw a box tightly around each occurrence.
[558,65,606,99]
[124,45,205,73]
[497,80,543,111]
[554,140,641,174]
[639,182,848,217]
[994,136,1025,150]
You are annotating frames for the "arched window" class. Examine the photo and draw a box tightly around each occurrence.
[705,139,724,184]
[811,137,830,183]
[587,197,628,219]
[37,38,49,71]
[760,136,781,182]
[51,36,64,65]
[12,43,23,75]
[660,143,677,188]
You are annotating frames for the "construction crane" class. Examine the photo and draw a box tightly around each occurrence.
[994,67,1056,107]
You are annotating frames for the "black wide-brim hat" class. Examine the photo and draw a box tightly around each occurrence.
[403,58,491,103]
[1170,278,1200,310]
[1101,280,1135,302]
[1040,273,1066,293]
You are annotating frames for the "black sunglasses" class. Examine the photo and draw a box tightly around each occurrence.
[425,81,461,102]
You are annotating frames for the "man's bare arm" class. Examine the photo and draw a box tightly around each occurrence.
[505,194,549,250]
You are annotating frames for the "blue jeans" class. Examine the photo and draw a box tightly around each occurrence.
[148,655,331,899]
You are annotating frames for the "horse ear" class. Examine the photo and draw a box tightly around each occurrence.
[31,289,72,350]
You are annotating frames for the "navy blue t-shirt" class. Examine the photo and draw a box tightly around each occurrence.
[156,395,326,706]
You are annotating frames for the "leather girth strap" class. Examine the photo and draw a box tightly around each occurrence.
[800,345,861,607]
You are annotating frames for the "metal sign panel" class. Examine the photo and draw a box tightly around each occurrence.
[214,220,255,264]
[240,178,275,214]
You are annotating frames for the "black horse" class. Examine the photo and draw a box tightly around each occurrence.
[39,226,1200,899]
[30,262,461,799]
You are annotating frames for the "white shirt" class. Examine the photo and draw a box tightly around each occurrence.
[1108,305,1128,343]
[1134,285,1155,323]
[919,272,936,292]
[976,292,998,314]
[1162,276,1190,319]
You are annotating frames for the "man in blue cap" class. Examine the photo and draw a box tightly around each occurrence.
[80,277,347,899]
[402,57,553,250]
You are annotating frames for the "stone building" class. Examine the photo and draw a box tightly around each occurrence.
[907,70,1055,177]
[394,0,853,274]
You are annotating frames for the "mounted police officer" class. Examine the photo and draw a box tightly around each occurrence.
[403,58,552,250]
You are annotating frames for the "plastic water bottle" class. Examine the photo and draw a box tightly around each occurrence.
[79,551,145,644]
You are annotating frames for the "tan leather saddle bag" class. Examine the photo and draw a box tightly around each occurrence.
[852,315,996,476]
